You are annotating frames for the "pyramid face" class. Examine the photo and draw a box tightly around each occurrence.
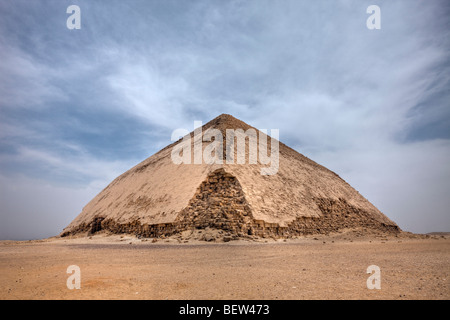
[62,114,400,238]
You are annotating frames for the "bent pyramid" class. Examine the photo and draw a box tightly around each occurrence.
[62,114,399,238]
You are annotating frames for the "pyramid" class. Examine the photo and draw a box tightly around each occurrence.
[61,114,400,239]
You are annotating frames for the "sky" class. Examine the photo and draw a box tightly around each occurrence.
[0,0,449,240]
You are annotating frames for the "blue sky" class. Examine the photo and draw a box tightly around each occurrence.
[0,0,449,239]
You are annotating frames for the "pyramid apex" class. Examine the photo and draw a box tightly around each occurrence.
[203,113,253,132]
[211,113,239,123]
[215,113,235,119]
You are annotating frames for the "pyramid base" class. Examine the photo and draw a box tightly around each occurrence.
[61,169,400,239]
[61,213,400,240]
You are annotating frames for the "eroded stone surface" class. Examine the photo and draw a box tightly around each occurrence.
[62,168,399,240]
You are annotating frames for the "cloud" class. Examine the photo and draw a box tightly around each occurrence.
[0,0,449,238]
[0,146,137,240]
[105,51,194,129]
[309,139,450,234]
[0,173,102,240]
[0,43,67,109]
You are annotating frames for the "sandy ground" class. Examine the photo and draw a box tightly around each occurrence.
[1,232,449,300]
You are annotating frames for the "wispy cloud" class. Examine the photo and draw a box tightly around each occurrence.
[0,0,449,238]
[0,43,67,109]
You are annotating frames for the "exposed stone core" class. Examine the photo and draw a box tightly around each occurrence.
[174,168,255,235]
[62,168,399,239]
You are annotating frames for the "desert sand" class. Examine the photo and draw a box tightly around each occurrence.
[1,231,448,300]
